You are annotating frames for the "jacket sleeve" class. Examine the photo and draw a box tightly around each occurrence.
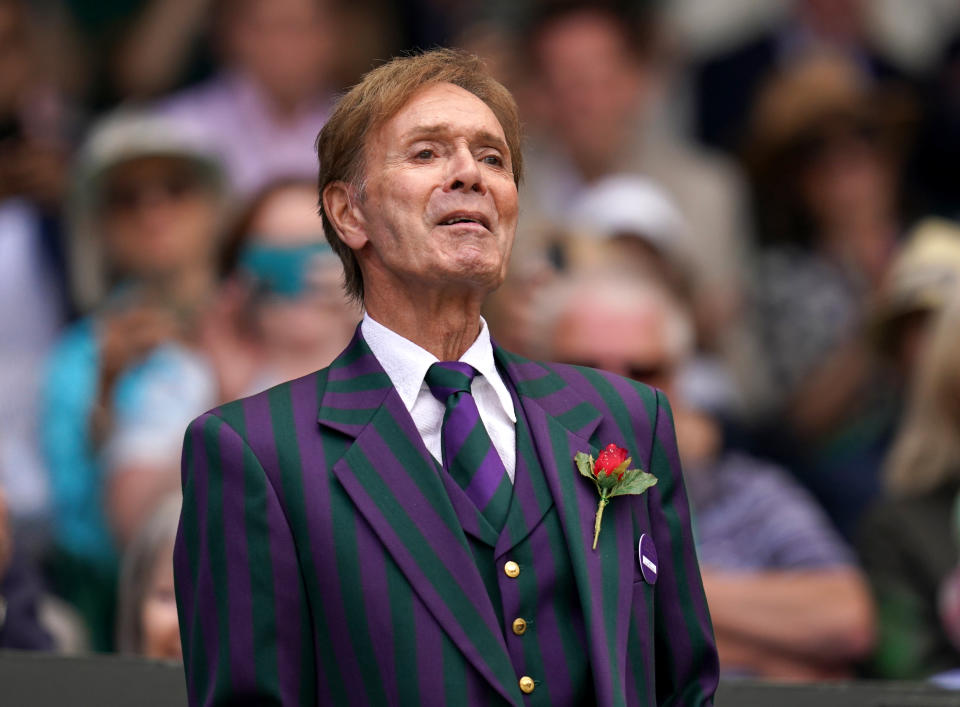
[174,411,315,707]
[647,391,719,705]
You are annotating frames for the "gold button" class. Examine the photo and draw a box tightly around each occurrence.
[512,617,527,635]
[504,560,520,578]
[518,676,535,694]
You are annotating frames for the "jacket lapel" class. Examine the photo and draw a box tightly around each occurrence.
[496,346,638,707]
[318,329,521,706]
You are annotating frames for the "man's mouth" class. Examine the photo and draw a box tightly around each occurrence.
[437,212,491,230]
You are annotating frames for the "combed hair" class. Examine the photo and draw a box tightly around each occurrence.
[316,47,523,303]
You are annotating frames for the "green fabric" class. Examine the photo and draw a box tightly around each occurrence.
[858,481,960,678]
[174,331,718,705]
[45,548,117,652]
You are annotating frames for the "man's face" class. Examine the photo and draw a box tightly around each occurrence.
[353,82,518,298]
[551,292,677,400]
[531,11,647,170]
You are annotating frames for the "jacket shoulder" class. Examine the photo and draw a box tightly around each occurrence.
[544,360,659,400]
[191,366,332,435]
[534,357,662,416]
[496,345,663,430]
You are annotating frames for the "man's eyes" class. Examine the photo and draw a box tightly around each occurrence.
[411,147,505,167]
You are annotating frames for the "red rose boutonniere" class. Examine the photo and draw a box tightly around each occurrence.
[575,443,657,550]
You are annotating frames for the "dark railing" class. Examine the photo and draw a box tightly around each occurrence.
[1,650,958,706]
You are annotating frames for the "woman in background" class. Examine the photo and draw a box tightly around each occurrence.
[103,179,360,555]
[199,177,361,401]
[40,110,228,650]
[744,52,911,540]
[859,290,960,679]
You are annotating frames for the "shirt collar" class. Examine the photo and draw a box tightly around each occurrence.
[360,313,516,422]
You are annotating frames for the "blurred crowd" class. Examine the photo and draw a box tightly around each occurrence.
[4,0,960,685]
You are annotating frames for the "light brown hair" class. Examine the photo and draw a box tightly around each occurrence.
[316,47,523,302]
[885,289,960,496]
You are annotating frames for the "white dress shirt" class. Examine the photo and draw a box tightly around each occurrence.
[361,313,517,481]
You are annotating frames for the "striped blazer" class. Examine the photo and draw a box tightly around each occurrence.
[174,329,718,706]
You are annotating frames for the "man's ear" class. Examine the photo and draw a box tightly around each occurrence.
[322,181,368,251]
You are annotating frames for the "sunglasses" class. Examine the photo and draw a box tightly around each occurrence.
[102,172,205,214]
[570,360,672,384]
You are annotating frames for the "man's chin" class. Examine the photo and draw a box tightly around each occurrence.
[422,264,507,297]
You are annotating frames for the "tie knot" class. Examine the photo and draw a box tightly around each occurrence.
[425,361,477,401]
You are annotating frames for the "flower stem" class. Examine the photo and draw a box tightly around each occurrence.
[592,496,609,550]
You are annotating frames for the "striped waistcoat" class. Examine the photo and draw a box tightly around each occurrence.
[174,328,718,706]
[438,375,592,705]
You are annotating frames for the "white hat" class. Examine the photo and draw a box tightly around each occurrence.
[72,109,225,212]
[567,175,691,269]
[68,109,229,311]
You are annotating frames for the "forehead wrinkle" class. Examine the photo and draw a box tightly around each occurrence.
[401,123,509,153]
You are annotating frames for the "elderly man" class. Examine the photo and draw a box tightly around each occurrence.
[174,49,717,706]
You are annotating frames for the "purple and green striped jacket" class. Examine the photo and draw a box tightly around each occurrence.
[174,329,718,705]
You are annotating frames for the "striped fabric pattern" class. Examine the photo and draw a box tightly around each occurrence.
[174,327,718,706]
[425,361,512,531]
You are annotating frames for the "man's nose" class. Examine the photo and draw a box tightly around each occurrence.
[445,146,485,194]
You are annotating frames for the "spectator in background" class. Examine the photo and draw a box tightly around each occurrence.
[859,291,960,679]
[537,271,874,679]
[744,52,911,539]
[0,0,75,551]
[565,175,695,303]
[109,0,216,102]
[0,0,74,212]
[564,175,745,415]
[199,178,361,401]
[116,494,180,660]
[57,0,213,110]
[157,0,337,196]
[811,218,960,549]
[872,218,960,395]
[484,174,694,366]
[102,180,358,555]
[693,0,907,154]
[0,488,53,651]
[515,1,751,354]
[40,111,228,650]
[101,179,361,522]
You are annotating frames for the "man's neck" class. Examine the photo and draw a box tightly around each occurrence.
[363,287,485,360]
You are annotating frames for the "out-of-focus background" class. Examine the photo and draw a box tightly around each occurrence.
[5,0,960,686]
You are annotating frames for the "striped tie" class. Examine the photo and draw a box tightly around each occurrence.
[425,361,512,532]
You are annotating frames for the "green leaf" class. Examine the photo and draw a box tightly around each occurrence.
[612,458,632,477]
[596,471,620,492]
[574,452,595,481]
[608,469,658,497]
